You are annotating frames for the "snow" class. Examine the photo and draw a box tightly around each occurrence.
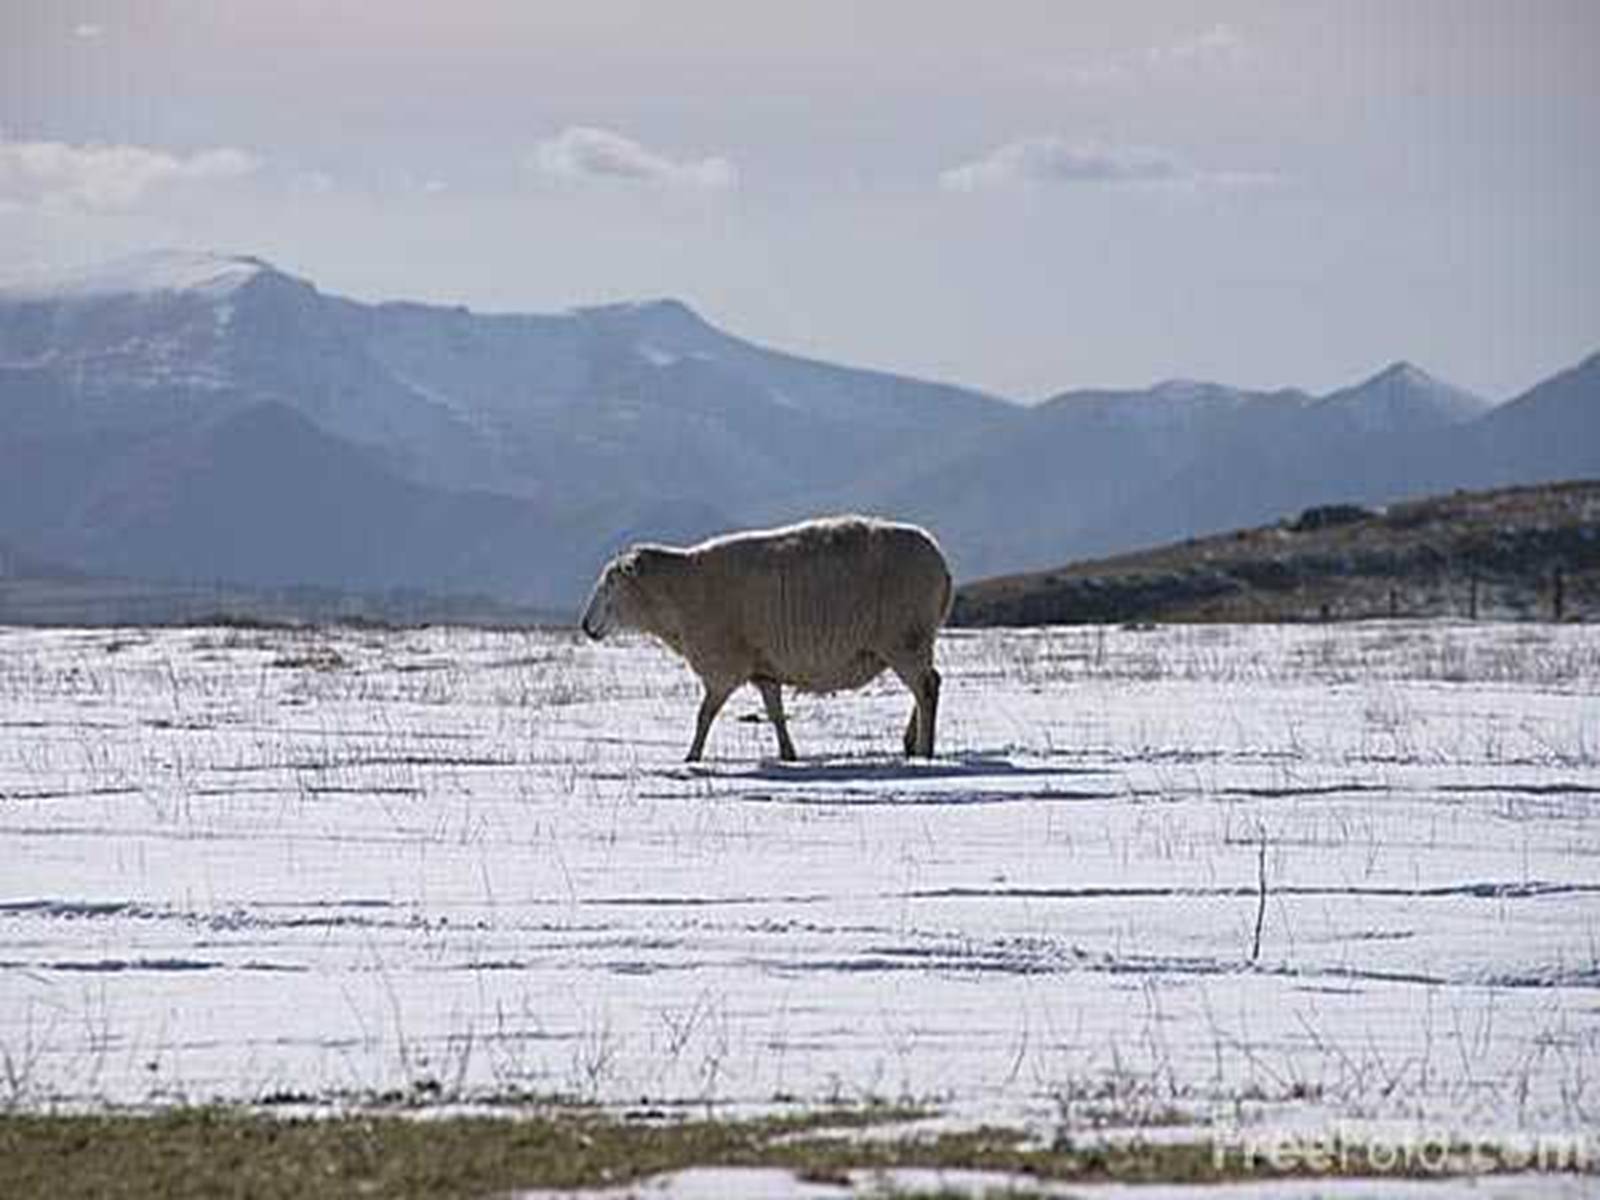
[519,1166,849,1199]
[1148,379,1232,401]
[637,343,682,367]
[1314,362,1492,431]
[0,249,253,386]
[517,1165,1596,1199]
[0,621,1596,1160]
[0,249,270,300]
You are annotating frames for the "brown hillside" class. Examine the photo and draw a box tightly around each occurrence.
[951,480,1600,626]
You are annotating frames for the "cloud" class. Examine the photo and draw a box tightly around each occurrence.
[1146,23,1247,66]
[288,169,335,197]
[531,126,736,191]
[72,22,105,40]
[941,137,1282,194]
[0,134,261,211]
[940,137,1194,192]
[1061,24,1251,88]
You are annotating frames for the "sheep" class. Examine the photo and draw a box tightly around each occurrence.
[580,515,952,762]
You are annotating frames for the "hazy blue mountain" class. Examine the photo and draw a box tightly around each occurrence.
[0,250,1008,603]
[869,377,1330,577]
[1467,351,1600,482]
[0,400,730,610]
[1,250,1593,609]
[1099,363,1498,555]
[0,537,75,581]
[1308,361,1492,435]
[906,354,1591,581]
[0,251,1014,507]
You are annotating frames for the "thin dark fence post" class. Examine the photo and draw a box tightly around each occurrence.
[1251,829,1268,964]
[1553,570,1565,622]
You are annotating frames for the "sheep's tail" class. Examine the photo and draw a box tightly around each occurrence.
[936,560,954,628]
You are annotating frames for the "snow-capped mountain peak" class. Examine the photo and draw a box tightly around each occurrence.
[1148,377,1232,398]
[571,297,699,322]
[0,249,279,301]
[1314,359,1491,432]
[570,297,714,345]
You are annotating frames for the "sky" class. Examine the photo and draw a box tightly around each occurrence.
[2,1,1596,402]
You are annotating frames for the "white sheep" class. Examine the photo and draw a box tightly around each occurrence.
[580,516,952,761]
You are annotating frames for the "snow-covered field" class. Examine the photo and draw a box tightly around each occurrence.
[2,622,1596,1146]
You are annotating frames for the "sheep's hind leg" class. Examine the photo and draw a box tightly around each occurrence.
[889,656,941,759]
[917,667,942,758]
[755,677,798,761]
[686,680,735,763]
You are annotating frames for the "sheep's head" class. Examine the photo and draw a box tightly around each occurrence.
[580,548,657,640]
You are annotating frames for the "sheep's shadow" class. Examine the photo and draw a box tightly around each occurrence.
[678,753,1098,784]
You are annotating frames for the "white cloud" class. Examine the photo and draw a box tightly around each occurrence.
[940,137,1193,192]
[531,126,736,191]
[1058,61,1134,88]
[1061,24,1251,89]
[1146,23,1247,66]
[72,22,105,40]
[289,169,335,197]
[0,134,261,211]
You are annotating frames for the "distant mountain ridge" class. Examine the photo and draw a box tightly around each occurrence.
[1,250,1014,504]
[873,352,1592,580]
[0,250,1015,607]
[1,249,1595,612]
[1311,360,1491,433]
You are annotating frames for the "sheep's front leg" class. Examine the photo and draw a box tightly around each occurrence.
[686,680,735,763]
[755,677,798,761]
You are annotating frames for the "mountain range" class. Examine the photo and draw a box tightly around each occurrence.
[1,250,1595,612]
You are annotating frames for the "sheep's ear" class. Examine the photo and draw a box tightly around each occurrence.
[615,550,642,578]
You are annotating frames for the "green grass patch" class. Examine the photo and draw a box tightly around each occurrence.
[1,1105,1592,1198]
